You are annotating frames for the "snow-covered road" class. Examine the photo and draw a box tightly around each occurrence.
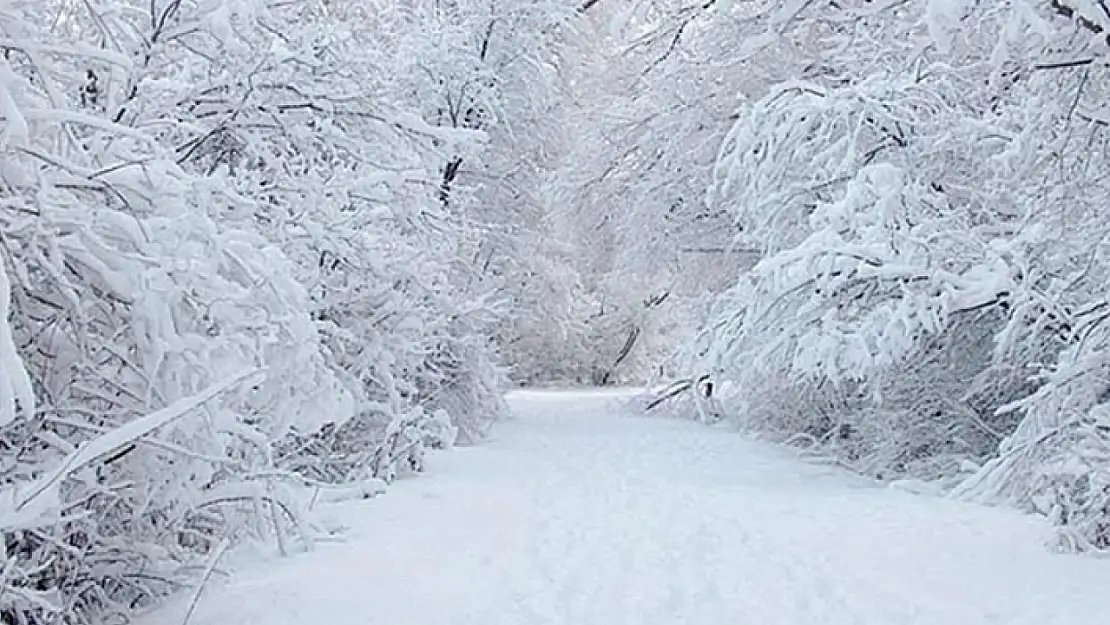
[142,390,1110,625]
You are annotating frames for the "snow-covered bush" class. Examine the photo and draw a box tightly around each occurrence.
[0,0,563,621]
[606,0,1110,551]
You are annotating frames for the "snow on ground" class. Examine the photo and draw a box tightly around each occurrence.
[138,389,1110,625]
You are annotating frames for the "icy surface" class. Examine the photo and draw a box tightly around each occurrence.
[139,389,1110,625]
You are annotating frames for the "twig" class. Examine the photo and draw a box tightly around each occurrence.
[645,379,693,410]
[180,536,231,625]
[1033,58,1095,70]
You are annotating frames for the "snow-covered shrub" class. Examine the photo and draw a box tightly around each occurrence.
[0,0,550,621]
[611,0,1110,550]
[0,3,363,622]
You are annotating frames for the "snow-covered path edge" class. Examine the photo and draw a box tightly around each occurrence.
[136,389,1110,625]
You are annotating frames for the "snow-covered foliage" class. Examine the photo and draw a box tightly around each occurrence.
[569,0,1110,552]
[508,6,733,386]
[0,0,585,620]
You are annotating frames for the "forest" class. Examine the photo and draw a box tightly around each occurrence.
[3,0,1110,623]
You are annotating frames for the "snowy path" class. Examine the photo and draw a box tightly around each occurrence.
[143,390,1110,625]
